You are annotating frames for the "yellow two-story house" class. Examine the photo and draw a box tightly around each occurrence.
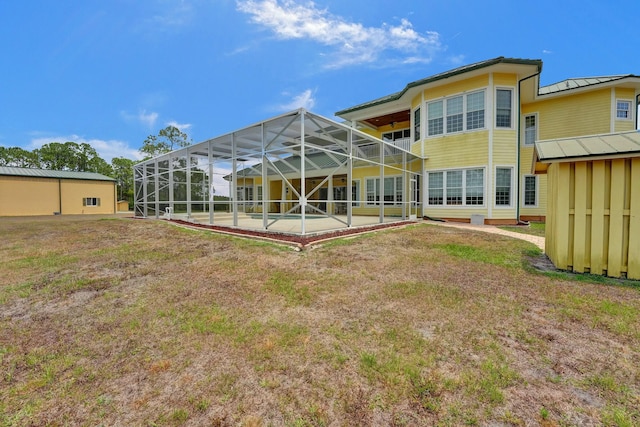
[336,57,640,224]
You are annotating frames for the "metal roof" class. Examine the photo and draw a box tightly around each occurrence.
[336,57,542,116]
[0,166,116,181]
[538,75,637,95]
[533,131,640,173]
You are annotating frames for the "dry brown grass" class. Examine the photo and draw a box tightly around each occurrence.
[1,216,639,426]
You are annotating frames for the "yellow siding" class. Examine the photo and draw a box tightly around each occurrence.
[422,75,489,99]
[411,95,421,109]
[0,176,116,216]
[492,130,517,164]
[493,73,517,86]
[520,145,547,218]
[545,158,640,280]
[424,131,489,169]
[60,180,116,215]
[614,88,637,132]
[530,89,612,139]
[0,176,60,216]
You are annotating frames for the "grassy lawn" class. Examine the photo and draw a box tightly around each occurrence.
[1,217,639,426]
[498,221,546,238]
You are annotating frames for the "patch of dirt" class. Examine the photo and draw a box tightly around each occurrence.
[526,253,558,272]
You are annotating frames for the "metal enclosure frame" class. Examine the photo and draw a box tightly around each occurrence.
[134,109,422,236]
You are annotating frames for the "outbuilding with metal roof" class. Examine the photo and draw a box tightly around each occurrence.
[0,166,117,216]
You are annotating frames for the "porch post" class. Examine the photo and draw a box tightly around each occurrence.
[232,133,238,227]
[262,123,269,230]
[347,128,353,227]
[300,110,306,235]
[208,142,214,225]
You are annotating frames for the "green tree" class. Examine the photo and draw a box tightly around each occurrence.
[111,157,136,206]
[0,146,40,167]
[34,141,113,175]
[140,125,191,159]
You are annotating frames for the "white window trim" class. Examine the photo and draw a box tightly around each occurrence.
[424,88,487,138]
[364,175,403,207]
[381,128,410,141]
[522,175,538,208]
[522,112,538,146]
[255,185,263,206]
[425,166,487,208]
[412,106,421,143]
[83,197,100,207]
[495,87,515,129]
[352,179,361,207]
[615,99,633,121]
[494,166,514,208]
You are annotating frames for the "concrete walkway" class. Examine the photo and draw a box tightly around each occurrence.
[424,220,545,251]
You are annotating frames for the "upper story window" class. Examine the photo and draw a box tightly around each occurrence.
[426,90,485,137]
[616,100,632,120]
[524,114,537,146]
[496,89,513,128]
[382,129,410,141]
[413,108,421,141]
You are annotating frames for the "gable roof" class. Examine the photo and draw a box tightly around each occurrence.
[336,56,542,117]
[0,166,116,182]
[533,131,640,173]
[538,75,639,95]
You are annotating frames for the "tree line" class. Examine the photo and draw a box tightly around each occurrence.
[0,126,191,208]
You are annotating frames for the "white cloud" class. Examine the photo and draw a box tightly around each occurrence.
[166,121,193,132]
[139,110,159,128]
[121,109,159,129]
[543,49,553,55]
[28,135,143,163]
[278,89,316,111]
[237,0,441,68]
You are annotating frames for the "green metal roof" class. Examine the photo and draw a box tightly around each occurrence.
[336,56,543,116]
[0,166,116,182]
[538,75,639,95]
[535,131,640,163]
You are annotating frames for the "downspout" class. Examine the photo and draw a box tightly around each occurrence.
[636,93,640,130]
[517,69,542,224]
[58,178,62,214]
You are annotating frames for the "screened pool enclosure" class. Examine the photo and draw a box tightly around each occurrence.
[134,109,422,235]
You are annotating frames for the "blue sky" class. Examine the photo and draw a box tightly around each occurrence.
[1,0,637,162]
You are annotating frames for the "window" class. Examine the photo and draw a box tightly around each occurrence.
[523,175,537,207]
[427,168,484,206]
[352,180,361,207]
[83,197,100,206]
[496,89,512,128]
[466,91,485,130]
[465,169,484,205]
[616,100,631,120]
[427,90,485,136]
[446,170,463,205]
[256,185,263,206]
[495,167,512,206]
[382,129,410,141]
[428,172,443,205]
[365,177,402,206]
[414,107,421,141]
[524,114,537,145]
[446,96,463,133]
[427,100,443,136]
